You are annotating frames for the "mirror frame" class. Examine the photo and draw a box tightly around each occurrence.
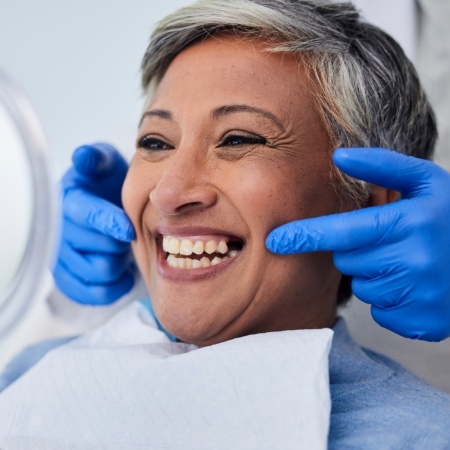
[0,69,56,339]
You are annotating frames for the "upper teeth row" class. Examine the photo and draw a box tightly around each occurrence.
[162,237,228,256]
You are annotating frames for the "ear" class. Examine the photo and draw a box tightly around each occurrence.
[368,184,400,206]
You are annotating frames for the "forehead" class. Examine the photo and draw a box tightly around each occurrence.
[148,35,318,120]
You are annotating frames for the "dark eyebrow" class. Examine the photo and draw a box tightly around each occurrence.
[139,109,173,127]
[211,104,285,132]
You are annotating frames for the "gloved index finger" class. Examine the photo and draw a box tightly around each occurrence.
[63,189,135,242]
[334,148,444,197]
[266,204,401,254]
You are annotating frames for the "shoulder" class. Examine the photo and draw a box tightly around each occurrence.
[329,319,450,449]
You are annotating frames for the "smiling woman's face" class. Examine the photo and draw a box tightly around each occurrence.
[122,35,346,346]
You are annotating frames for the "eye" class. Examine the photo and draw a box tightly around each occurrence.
[137,135,174,151]
[218,133,266,147]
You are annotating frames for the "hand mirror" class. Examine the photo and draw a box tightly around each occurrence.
[0,69,55,340]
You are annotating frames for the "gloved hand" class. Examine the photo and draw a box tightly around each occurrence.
[266,148,450,341]
[52,143,136,305]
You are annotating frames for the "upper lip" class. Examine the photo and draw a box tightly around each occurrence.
[153,225,246,243]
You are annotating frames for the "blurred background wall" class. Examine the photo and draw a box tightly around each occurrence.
[0,0,191,172]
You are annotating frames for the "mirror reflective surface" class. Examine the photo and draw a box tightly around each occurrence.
[0,100,32,294]
[0,69,55,340]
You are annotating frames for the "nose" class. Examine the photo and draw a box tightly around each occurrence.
[149,147,217,216]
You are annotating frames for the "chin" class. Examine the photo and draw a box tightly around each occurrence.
[157,302,248,346]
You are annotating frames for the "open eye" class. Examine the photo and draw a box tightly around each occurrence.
[219,133,266,147]
[137,135,174,151]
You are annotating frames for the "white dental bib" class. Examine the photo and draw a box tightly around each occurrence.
[0,302,332,450]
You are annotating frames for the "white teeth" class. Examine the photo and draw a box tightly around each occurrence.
[163,235,241,269]
[168,238,180,254]
[211,256,222,266]
[167,254,178,268]
[217,240,228,254]
[200,256,211,268]
[163,237,230,255]
[180,239,193,256]
[204,240,217,255]
[193,241,204,255]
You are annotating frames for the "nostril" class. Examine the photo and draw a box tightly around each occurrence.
[175,202,206,214]
[151,181,217,216]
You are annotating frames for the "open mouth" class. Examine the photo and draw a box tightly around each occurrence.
[160,235,244,269]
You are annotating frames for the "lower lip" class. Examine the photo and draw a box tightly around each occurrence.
[156,246,242,281]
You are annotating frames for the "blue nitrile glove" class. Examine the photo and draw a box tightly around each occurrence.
[52,143,136,305]
[266,148,450,341]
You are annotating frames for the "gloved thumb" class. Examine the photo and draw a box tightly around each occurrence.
[72,143,128,179]
[63,142,129,207]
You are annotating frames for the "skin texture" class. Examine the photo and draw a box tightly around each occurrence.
[122,36,366,346]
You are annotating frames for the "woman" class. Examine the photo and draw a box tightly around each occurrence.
[1,1,450,448]
[122,0,435,344]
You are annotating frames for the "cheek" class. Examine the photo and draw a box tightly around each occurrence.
[219,158,339,235]
[122,162,156,277]
[122,159,153,225]
[121,176,139,226]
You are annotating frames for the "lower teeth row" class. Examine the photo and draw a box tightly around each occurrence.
[166,250,239,269]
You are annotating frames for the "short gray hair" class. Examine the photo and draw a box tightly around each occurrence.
[141,0,437,206]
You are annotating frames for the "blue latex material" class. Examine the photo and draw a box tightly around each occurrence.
[52,143,136,305]
[266,148,450,341]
